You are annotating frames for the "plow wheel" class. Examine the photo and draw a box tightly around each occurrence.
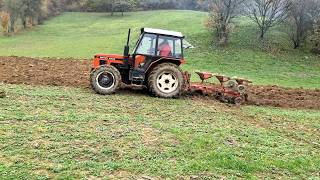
[224,79,239,91]
[90,65,121,95]
[148,63,184,98]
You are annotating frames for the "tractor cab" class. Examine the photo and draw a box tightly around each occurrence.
[126,28,185,82]
[132,28,185,60]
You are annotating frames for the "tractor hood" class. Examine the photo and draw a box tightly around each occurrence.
[93,53,126,69]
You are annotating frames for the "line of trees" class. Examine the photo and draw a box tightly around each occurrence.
[0,0,64,35]
[1,0,319,53]
[65,0,201,13]
[205,0,320,53]
[71,0,137,15]
[137,0,200,10]
[0,0,201,36]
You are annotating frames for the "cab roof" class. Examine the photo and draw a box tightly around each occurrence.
[142,28,184,38]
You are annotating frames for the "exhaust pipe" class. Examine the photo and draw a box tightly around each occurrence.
[124,29,131,57]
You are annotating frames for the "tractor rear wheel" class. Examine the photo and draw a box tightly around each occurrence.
[148,63,184,98]
[90,65,121,95]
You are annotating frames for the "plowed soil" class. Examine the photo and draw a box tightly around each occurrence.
[1,56,320,110]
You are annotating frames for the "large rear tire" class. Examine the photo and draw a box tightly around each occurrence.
[90,65,121,95]
[148,63,184,98]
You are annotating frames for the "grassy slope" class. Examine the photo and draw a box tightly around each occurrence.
[0,84,319,179]
[0,11,319,88]
[0,10,320,179]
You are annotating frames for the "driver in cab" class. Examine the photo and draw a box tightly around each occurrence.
[158,39,172,57]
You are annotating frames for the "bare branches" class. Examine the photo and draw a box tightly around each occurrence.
[246,0,291,38]
[285,0,310,48]
[206,0,245,45]
[284,0,320,49]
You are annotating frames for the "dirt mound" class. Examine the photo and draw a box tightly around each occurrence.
[247,86,320,110]
[0,56,91,87]
[1,56,319,110]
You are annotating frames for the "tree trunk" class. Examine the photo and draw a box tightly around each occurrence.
[10,18,15,33]
[110,4,114,16]
[31,17,35,26]
[293,41,300,49]
[22,17,27,28]
[260,29,265,39]
[217,23,229,45]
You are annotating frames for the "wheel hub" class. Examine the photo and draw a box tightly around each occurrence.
[156,71,178,94]
[96,72,115,90]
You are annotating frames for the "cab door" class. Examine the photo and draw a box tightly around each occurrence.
[129,33,157,81]
[132,33,157,70]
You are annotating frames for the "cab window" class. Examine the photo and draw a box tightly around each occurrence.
[136,34,157,55]
[157,36,182,58]
[174,38,182,58]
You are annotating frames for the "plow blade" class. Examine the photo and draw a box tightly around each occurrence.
[184,71,252,105]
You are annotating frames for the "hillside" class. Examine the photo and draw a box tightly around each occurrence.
[0,10,320,179]
[0,10,319,88]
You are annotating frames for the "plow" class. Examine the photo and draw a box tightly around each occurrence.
[90,28,251,104]
[184,72,251,104]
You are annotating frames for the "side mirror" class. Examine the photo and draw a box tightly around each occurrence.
[124,45,129,57]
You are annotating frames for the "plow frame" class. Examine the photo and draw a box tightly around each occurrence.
[183,71,251,104]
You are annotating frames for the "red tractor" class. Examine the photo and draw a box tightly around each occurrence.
[90,28,186,98]
[90,28,251,103]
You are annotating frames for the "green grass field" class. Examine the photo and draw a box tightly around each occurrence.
[0,10,319,88]
[0,84,319,179]
[0,10,320,179]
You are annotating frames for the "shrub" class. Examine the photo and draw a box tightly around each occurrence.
[0,11,10,35]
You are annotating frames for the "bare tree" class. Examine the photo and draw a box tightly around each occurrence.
[0,11,10,35]
[4,0,25,33]
[113,0,135,16]
[0,0,4,10]
[309,0,320,53]
[21,0,42,28]
[311,24,320,54]
[286,0,313,49]
[308,0,320,23]
[246,0,291,38]
[205,0,245,45]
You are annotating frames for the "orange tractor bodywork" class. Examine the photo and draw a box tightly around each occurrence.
[92,54,125,68]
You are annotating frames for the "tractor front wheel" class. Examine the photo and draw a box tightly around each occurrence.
[90,65,121,95]
[148,63,184,98]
